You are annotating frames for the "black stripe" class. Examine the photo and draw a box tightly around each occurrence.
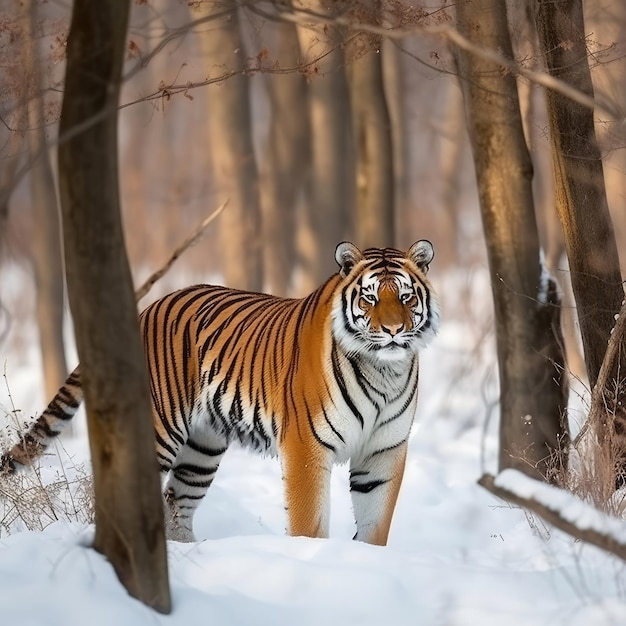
[304,398,336,452]
[331,344,364,428]
[350,478,389,493]
[367,439,407,460]
[186,439,228,456]
[173,463,218,477]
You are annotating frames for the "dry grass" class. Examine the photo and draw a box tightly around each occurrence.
[0,456,94,537]
[565,425,626,519]
[0,375,94,538]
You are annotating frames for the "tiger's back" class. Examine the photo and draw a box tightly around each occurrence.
[2,241,439,545]
[145,278,341,461]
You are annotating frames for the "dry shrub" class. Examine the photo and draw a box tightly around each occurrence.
[0,377,94,537]
[565,419,626,519]
[0,448,94,537]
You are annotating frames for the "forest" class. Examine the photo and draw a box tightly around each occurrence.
[1,0,626,622]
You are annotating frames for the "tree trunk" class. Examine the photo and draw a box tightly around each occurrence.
[25,0,68,400]
[535,0,626,481]
[437,77,465,268]
[198,1,262,292]
[508,0,586,382]
[535,0,624,387]
[456,0,569,481]
[0,107,24,258]
[294,0,353,291]
[382,39,409,239]
[346,1,394,249]
[260,18,309,295]
[57,0,170,613]
[585,0,626,277]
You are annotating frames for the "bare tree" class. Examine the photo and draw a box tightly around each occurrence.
[0,110,24,258]
[24,0,68,400]
[381,39,409,234]
[197,0,262,291]
[260,17,309,296]
[57,0,170,612]
[294,0,353,291]
[346,0,394,249]
[535,0,626,479]
[456,0,569,480]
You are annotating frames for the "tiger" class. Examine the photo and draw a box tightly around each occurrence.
[1,241,439,545]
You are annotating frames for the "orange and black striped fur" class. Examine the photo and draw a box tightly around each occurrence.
[1,242,439,545]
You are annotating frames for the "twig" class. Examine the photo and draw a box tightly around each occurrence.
[134,200,227,302]
[479,472,626,562]
[253,1,624,123]
[574,296,626,448]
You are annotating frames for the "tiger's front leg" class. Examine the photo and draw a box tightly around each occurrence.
[349,440,409,546]
[280,435,333,539]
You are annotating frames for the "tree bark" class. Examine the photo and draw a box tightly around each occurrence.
[58,0,170,613]
[260,18,309,295]
[536,0,626,482]
[456,0,569,481]
[25,0,68,400]
[346,1,394,249]
[382,39,408,238]
[294,0,353,291]
[198,1,262,292]
[535,0,624,388]
[0,107,24,259]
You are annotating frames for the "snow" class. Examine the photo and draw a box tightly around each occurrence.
[495,469,626,544]
[1,272,626,625]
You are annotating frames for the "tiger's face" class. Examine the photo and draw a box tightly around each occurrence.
[332,241,439,362]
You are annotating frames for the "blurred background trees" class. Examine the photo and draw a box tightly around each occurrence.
[1,0,625,488]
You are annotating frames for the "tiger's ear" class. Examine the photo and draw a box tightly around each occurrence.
[407,240,434,273]
[335,242,364,277]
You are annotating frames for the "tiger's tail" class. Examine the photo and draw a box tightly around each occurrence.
[1,367,83,474]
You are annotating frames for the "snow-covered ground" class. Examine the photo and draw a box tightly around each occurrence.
[1,266,625,625]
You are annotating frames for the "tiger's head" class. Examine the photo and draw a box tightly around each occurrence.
[332,241,440,362]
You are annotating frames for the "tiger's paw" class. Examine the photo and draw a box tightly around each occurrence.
[165,520,196,543]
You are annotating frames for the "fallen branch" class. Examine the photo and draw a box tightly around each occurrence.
[479,471,626,562]
[134,200,227,302]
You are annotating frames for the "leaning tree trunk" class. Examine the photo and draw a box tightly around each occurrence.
[535,0,626,480]
[198,1,262,292]
[345,0,394,249]
[25,0,68,400]
[57,0,170,613]
[456,0,569,481]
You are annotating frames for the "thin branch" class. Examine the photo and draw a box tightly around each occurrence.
[6,0,625,201]
[253,0,624,122]
[479,472,626,562]
[573,295,626,448]
[134,200,228,302]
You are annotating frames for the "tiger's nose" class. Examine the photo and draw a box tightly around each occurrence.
[381,322,404,336]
